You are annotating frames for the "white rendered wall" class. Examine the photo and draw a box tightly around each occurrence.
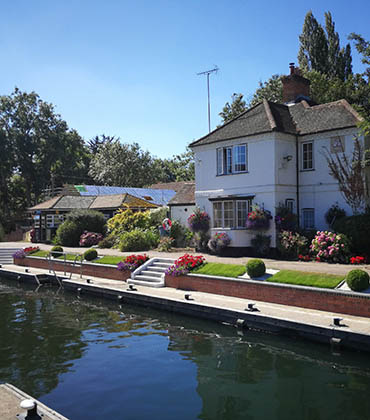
[170,205,196,227]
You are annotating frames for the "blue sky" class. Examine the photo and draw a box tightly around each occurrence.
[1,1,369,158]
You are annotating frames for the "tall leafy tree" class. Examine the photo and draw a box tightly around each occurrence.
[249,75,283,107]
[298,11,329,75]
[88,140,158,187]
[0,88,90,228]
[153,147,195,182]
[219,94,247,124]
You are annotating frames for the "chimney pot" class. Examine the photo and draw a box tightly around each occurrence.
[289,62,295,75]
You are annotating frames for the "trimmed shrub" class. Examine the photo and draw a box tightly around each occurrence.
[346,269,370,292]
[119,228,159,252]
[83,248,98,261]
[55,210,106,246]
[246,259,266,278]
[54,221,81,246]
[333,214,370,257]
[51,246,63,258]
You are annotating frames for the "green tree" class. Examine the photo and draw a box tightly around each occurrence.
[87,134,116,155]
[249,75,283,107]
[298,11,352,81]
[88,140,157,187]
[153,147,195,183]
[219,93,247,124]
[0,88,90,229]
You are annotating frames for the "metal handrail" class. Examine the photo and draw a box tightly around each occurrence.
[46,251,84,283]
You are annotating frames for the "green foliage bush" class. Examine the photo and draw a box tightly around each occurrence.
[246,259,266,278]
[66,209,106,234]
[278,231,308,259]
[83,248,98,261]
[170,220,193,247]
[251,234,271,257]
[346,269,370,292]
[55,210,106,246]
[98,234,117,249]
[107,209,151,236]
[325,204,346,226]
[51,245,63,258]
[333,214,370,256]
[0,223,4,241]
[119,228,159,252]
[54,221,81,247]
[157,237,174,252]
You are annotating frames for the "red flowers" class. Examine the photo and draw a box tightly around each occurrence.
[298,254,311,262]
[350,256,367,265]
[166,254,205,276]
[117,254,149,271]
[24,246,39,254]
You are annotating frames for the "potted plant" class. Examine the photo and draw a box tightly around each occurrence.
[246,205,272,230]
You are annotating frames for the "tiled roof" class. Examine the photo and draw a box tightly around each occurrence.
[168,183,195,205]
[90,194,157,209]
[54,196,96,210]
[29,196,63,210]
[190,99,362,147]
[148,181,193,192]
[289,99,362,135]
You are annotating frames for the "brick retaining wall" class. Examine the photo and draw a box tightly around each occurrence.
[165,274,370,318]
[14,256,130,282]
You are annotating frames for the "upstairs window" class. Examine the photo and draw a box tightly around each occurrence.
[217,144,247,175]
[302,142,313,170]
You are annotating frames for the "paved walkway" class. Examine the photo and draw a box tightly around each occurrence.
[1,241,369,276]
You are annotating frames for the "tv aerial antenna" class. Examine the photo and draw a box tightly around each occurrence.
[197,66,219,133]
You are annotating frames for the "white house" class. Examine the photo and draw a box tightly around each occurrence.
[190,63,368,251]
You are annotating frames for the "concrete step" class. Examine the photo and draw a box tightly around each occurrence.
[152,262,173,268]
[148,266,168,273]
[128,278,164,288]
[141,270,162,278]
[134,274,163,283]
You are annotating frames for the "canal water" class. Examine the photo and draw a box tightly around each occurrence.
[0,278,369,420]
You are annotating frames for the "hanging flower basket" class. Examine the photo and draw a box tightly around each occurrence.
[188,208,210,233]
[246,206,272,230]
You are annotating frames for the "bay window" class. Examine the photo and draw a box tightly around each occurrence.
[212,199,251,229]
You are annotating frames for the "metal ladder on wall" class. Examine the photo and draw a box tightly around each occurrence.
[46,251,85,286]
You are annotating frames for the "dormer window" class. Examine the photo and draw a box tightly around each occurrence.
[217,144,247,175]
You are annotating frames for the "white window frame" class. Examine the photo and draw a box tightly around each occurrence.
[302,208,315,229]
[216,144,248,175]
[212,199,251,229]
[302,141,314,170]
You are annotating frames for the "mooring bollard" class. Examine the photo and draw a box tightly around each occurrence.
[17,399,42,419]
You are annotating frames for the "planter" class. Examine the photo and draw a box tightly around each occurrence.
[165,273,370,318]
[14,256,131,282]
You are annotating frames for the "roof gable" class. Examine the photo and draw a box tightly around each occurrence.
[168,183,195,205]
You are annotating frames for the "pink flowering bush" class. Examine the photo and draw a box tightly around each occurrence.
[79,231,104,247]
[310,231,350,263]
[278,230,308,259]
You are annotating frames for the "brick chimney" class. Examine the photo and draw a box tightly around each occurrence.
[281,63,310,103]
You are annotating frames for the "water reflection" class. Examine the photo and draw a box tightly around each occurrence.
[0,279,370,420]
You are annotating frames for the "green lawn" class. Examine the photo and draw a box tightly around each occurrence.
[192,262,246,278]
[29,250,50,257]
[267,270,344,289]
[56,253,83,261]
[94,256,124,265]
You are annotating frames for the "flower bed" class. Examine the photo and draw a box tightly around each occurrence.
[166,254,205,276]
[117,254,149,272]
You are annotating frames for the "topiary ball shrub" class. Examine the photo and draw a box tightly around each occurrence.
[246,259,266,278]
[346,269,370,292]
[83,248,98,261]
[51,246,63,258]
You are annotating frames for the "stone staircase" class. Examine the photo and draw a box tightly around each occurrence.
[0,248,21,265]
[128,257,175,288]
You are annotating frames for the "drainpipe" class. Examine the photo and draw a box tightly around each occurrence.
[296,135,300,227]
